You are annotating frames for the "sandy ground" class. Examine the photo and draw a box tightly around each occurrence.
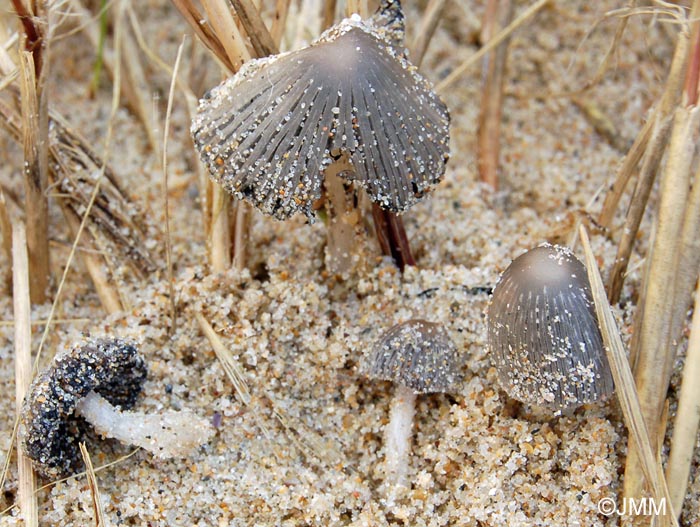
[1,0,698,525]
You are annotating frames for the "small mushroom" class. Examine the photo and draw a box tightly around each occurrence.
[487,244,614,411]
[21,337,214,478]
[191,3,450,221]
[366,319,461,490]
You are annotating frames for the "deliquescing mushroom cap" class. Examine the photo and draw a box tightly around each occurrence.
[22,337,147,478]
[191,1,450,220]
[487,244,614,410]
[368,319,461,394]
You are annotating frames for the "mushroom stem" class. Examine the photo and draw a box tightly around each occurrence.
[384,384,416,489]
[75,391,214,458]
[324,159,363,276]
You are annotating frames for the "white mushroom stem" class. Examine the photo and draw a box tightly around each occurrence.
[75,391,214,458]
[384,384,417,489]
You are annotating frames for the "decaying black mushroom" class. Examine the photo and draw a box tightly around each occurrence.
[366,319,461,490]
[22,337,213,478]
[191,3,450,221]
[487,244,614,411]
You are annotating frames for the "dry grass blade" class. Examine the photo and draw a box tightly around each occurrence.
[0,318,90,326]
[579,226,677,526]
[0,189,11,289]
[666,281,700,517]
[1,448,143,518]
[18,49,50,303]
[271,0,292,47]
[606,114,672,303]
[597,114,653,229]
[119,20,160,154]
[322,0,338,29]
[201,0,251,69]
[12,223,38,527]
[196,313,251,405]
[228,0,279,56]
[625,104,700,503]
[170,0,235,72]
[476,0,513,191]
[26,0,128,399]
[436,0,549,93]
[599,5,692,234]
[410,0,449,68]
[79,443,107,527]
[162,37,187,334]
[0,93,156,283]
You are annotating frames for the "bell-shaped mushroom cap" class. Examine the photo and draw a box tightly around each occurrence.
[487,244,614,410]
[191,10,450,220]
[21,337,147,478]
[367,319,461,394]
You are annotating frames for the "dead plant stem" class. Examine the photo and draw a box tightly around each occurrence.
[162,37,186,333]
[12,223,38,527]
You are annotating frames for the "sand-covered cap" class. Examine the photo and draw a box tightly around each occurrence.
[487,244,614,410]
[191,1,450,220]
[21,337,147,478]
[367,319,461,394]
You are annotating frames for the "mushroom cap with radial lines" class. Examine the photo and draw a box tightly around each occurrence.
[487,244,614,410]
[21,337,147,478]
[191,12,450,220]
[367,319,461,394]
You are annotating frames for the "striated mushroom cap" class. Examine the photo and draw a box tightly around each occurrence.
[21,337,147,478]
[487,244,614,410]
[191,7,450,220]
[367,319,461,394]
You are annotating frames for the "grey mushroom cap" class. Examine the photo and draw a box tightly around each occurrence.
[487,244,614,410]
[191,10,450,221]
[21,337,147,479]
[367,319,461,394]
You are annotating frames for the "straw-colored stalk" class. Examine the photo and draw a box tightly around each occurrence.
[580,226,677,526]
[162,38,187,332]
[79,443,106,527]
[345,0,364,16]
[606,114,672,304]
[666,281,700,517]
[201,0,251,69]
[170,0,235,71]
[228,0,278,56]
[604,20,690,303]
[271,0,292,48]
[196,312,251,405]
[199,0,254,272]
[624,104,700,504]
[19,49,50,304]
[321,0,338,30]
[410,0,449,68]
[0,189,11,289]
[476,0,513,191]
[12,223,38,527]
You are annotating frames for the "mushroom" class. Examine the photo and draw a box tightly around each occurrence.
[487,244,614,411]
[21,337,214,478]
[191,1,449,270]
[366,319,461,490]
